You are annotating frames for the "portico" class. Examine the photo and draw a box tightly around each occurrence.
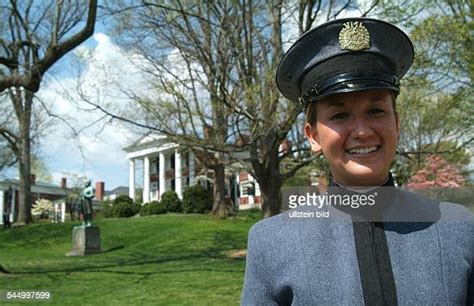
[124,134,196,203]
[124,133,266,210]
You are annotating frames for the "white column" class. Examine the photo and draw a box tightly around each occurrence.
[236,172,240,207]
[129,159,136,200]
[175,149,182,199]
[189,151,195,185]
[0,190,4,225]
[249,182,255,206]
[143,156,150,203]
[11,189,15,222]
[61,202,66,223]
[159,152,166,197]
[53,204,57,223]
[249,176,255,206]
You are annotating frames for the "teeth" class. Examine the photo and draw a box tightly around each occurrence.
[347,146,378,154]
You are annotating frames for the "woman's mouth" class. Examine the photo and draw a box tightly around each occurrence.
[346,145,380,155]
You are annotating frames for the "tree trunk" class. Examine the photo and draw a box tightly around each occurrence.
[249,136,283,218]
[15,92,33,225]
[210,163,230,218]
[1,1,97,228]
[259,172,283,218]
[261,188,282,218]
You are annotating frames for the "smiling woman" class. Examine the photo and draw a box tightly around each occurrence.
[305,90,399,187]
[241,17,473,305]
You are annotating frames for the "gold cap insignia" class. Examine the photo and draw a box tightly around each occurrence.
[339,21,370,51]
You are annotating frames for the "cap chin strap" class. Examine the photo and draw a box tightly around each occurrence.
[300,72,400,108]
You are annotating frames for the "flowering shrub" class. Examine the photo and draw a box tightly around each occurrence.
[32,199,54,218]
[405,155,465,189]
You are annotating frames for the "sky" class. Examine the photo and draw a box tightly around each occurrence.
[42,33,151,191]
[4,32,148,191]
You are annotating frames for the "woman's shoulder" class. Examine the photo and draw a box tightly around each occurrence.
[248,206,340,236]
[396,189,473,220]
[247,212,289,239]
[392,189,473,246]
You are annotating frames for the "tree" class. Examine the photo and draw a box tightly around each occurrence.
[0,92,54,180]
[0,94,18,169]
[94,0,386,218]
[0,1,97,225]
[96,1,239,217]
[393,89,473,184]
[0,139,17,170]
[283,155,331,187]
[219,0,384,217]
[408,0,472,96]
[405,155,466,189]
[381,0,474,185]
[95,0,474,217]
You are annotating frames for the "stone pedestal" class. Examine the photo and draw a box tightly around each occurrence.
[67,226,101,256]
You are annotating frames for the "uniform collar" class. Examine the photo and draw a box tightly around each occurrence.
[328,173,396,221]
[329,173,395,188]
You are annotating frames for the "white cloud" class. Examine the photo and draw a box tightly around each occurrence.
[281,1,381,52]
[37,33,150,190]
[93,32,111,45]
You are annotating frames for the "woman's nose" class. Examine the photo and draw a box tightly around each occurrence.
[350,115,374,138]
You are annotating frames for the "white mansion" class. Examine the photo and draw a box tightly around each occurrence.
[123,134,262,210]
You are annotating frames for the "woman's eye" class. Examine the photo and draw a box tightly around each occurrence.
[368,108,386,116]
[330,113,348,120]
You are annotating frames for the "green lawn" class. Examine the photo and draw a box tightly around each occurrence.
[0,212,261,305]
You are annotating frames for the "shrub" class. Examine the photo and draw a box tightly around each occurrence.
[32,199,54,219]
[113,195,133,205]
[182,185,213,213]
[139,204,150,216]
[140,201,166,216]
[112,202,136,218]
[131,202,141,215]
[160,191,182,213]
[109,195,138,218]
[97,201,114,219]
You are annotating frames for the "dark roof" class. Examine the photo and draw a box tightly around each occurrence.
[0,175,71,193]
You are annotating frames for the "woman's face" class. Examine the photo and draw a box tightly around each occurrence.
[304,90,399,186]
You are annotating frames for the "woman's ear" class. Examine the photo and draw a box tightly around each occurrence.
[304,123,322,154]
[395,111,400,139]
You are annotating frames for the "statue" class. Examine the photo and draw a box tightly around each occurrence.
[81,179,95,226]
[67,179,101,256]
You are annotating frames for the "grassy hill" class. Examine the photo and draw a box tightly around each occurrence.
[0,212,261,305]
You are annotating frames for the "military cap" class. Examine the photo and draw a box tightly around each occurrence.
[276,18,414,108]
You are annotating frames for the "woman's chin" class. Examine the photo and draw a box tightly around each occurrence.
[337,165,388,186]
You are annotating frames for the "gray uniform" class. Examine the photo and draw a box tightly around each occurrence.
[241,190,474,305]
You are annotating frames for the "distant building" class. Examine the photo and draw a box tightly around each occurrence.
[123,133,263,210]
[0,175,70,224]
[104,186,143,201]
